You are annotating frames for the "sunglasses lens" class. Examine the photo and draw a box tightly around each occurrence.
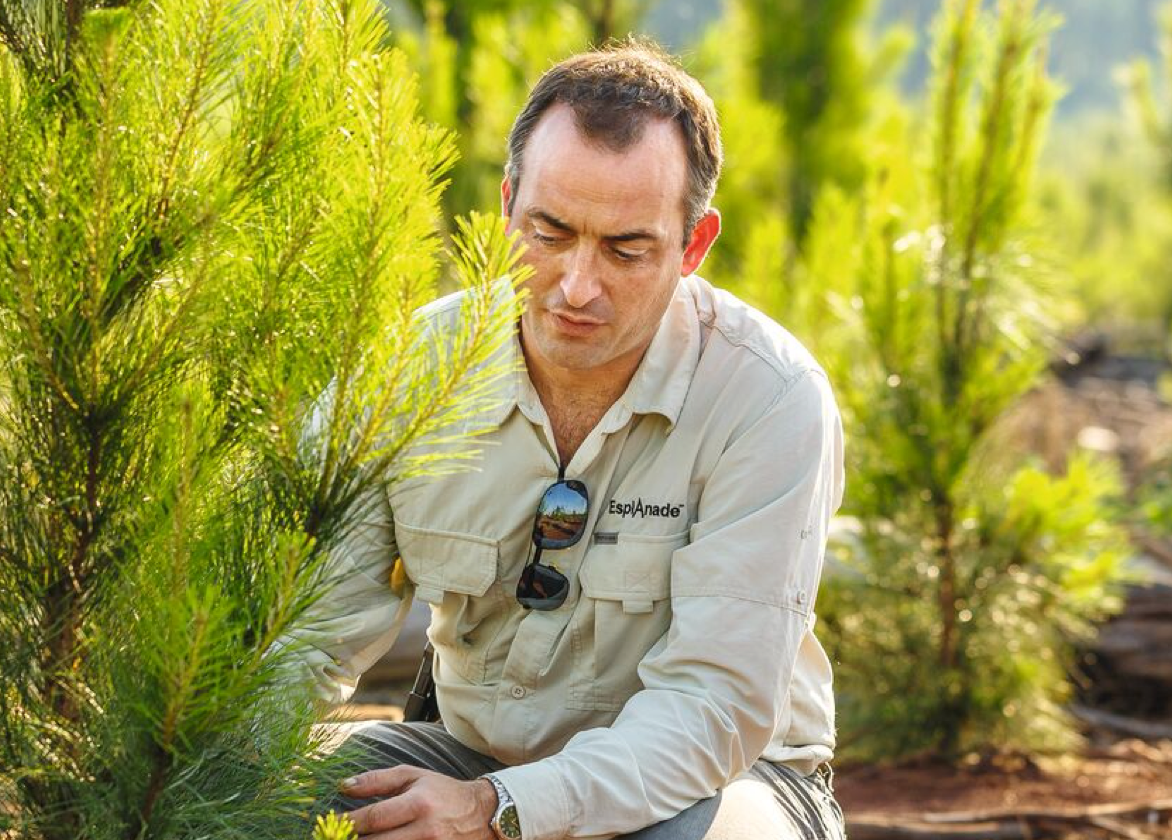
[533,480,589,549]
[516,562,570,610]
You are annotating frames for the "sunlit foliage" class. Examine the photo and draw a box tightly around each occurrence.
[0,0,522,836]
[802,0,1131,760]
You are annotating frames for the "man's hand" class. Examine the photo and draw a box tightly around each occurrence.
[340,766,498,839]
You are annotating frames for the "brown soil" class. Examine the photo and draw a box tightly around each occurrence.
[835,739,1172,837]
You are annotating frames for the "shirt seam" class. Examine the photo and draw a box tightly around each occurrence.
[701,302,828,392]
[671,588,813,615]
[390,519,501,547]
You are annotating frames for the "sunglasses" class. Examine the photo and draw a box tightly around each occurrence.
[516,478,590,610]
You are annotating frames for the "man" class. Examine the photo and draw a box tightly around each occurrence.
[294,41,846,840]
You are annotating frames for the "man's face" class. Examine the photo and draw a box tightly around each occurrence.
[503,104,718,385]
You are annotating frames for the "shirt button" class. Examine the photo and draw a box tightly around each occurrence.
[510,685,526,699]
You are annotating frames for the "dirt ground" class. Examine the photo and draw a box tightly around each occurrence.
[835,739,1172,837]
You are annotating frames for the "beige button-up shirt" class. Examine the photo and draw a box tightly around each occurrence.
[290,274,845,840]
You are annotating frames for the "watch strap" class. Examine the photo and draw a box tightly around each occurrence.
[483,773,521,839]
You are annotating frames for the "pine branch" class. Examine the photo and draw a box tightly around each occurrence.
[954,0,1026,365]
[931,0,978,409]
[0,5,28,62]
[0,1,525,835]
[151,0,226,225]
[132,601,211,840]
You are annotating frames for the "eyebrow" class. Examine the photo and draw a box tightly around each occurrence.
[528,210,574,234]
[527,209,659,244]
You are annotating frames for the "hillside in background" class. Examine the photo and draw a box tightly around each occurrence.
[879,0,1163,115]
[647,0,1164,118]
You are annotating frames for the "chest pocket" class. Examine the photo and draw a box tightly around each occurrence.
[395,520,505,685]
[569,532,686,711]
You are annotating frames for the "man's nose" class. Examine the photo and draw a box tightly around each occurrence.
[560,245,603,309]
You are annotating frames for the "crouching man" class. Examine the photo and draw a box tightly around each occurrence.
[292,40,846,840]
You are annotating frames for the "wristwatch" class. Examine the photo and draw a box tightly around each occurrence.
[483,773,522,839]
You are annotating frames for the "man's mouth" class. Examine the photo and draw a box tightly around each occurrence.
[549,310,605,336]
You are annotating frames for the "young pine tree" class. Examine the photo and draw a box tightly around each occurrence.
[1124,0,1172,350]
[737,0,874,244]
[804,0,1130,760]
[695,0,905,331]
[395,0,596,223]
[0,1,522,837]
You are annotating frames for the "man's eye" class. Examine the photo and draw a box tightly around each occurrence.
[531,230,561,245]
[612,247,647,262]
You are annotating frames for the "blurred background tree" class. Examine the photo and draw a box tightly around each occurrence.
[1123,1,1172,354]
[801,0,1130,760]
[730,0,874,244]
[384,0,651,228]
[0,0,520,837]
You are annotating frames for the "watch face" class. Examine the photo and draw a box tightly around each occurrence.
[498,804,521,839]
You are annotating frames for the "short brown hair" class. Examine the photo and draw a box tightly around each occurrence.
[505,40,723,242]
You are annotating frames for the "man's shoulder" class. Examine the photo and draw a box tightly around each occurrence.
[412,284,479,330]
[685,275,827,390]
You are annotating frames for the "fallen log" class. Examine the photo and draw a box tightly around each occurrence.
[921,797,1172,824]
[847,799,1172,840]
[1070,704,1172,741]
[846,818,1027,840]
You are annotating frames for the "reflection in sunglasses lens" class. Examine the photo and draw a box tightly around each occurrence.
[534,481,588,546]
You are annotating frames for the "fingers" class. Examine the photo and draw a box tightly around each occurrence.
[345,791,425,836]
[341,766,422,836]
[340,765,425,799]
[339,767,489,839]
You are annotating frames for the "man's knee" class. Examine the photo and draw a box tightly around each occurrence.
[316,721,457,813]
[619,763,845,840]
[619,793,722,839]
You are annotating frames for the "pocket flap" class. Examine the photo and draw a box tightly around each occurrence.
[579,533,684,609]
[394,520,498,598]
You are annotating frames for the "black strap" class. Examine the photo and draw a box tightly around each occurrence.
[402,641,440,723]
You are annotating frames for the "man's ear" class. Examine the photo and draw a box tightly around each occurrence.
[681,209,721,277]
[500,177,512,220]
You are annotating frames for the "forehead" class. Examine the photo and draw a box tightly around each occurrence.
[517,104,688,236]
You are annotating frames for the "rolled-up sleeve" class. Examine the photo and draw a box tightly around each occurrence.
[494,369,844,839]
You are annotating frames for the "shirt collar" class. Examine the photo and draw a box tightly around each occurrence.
[615,277,700,430]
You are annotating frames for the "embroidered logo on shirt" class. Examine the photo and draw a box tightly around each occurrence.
[607,498,685,519]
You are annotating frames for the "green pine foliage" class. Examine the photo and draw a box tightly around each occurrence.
[390,0,659,226]
[394,0,598,224]
[1036,119,1172,343]
[691,4,792,319]
[1123,0,1172,350]
[1120,0,1172,540]
[1139,465,1172,541]
[802,0,1131,761]
[695,0,907,330]
[0,1,523,837]
[736,0,874,243]
[406,1,591,221]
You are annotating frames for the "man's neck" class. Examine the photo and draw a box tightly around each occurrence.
[523,346,643,466]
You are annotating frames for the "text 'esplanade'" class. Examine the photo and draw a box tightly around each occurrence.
[607,498,685,519]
